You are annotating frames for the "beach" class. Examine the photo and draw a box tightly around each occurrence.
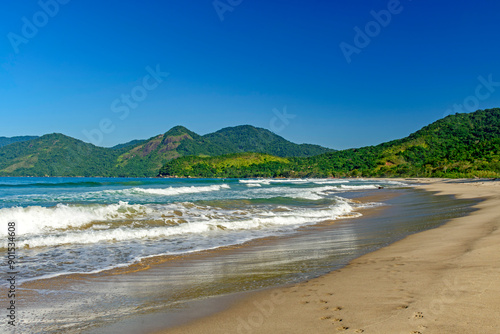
[3,177,439,333]
[1,178,497,333]
[158,179,500,334]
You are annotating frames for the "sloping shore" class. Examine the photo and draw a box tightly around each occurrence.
[158,179,500,334]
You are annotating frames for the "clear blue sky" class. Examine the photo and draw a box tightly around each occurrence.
[1,0,500,149]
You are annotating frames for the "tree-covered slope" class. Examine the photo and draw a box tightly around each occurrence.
[113,125,332,176]
[113,126,227,176]
[0,134,118,177]
[0,136,39,148]
[160,152,290,178]
[312,107,500,178]
[159,109,500,178]
[203,125,333,157]
[111,139,146,150]
[0,125,332,177]
[2,109,498,178]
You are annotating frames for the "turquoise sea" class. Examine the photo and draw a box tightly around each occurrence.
[0,177,401,283]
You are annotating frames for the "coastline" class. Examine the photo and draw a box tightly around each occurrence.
[156,178,500,334]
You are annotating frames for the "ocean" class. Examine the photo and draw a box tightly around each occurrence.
[0,177,401,284]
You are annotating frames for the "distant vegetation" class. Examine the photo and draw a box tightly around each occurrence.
[1,109,498,178]
[0,136,38,148]
[203,125,333,157]
[159,108,500,179]
[0,134,118,177]
[160,153,291,178]
[0,125,331,177]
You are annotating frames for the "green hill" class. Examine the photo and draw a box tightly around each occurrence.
[160,152,291,178]
[0,136,39,148]
[0,125,331,177]
[112,126,224,176]
[3,109,498,178]
[204,125,333,157]
[111,139,146,150]
[112,125,331,176]
[159,108,500,178]
[0,134,118,177]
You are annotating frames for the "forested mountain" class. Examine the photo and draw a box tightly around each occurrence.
[112,126,227,176]
[0,136,39,148]
[204,125,333,157]
[0,125,331,177]
[159,108,500,178]
[0,134,117,176]
[111,139,146,150]
[3,109,498,178]
[111,125,332,176]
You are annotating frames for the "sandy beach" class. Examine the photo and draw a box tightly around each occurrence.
[158,179,500,334]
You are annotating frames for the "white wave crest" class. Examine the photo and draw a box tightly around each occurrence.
[339,184,380,190]
[131,184,230,196]
[239,178,350,185]
[8,198,359,248]
[245,183,262,187]
[0,201,152,236]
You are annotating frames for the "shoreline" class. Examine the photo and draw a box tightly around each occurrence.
[13,190,389,286]
[9,186,409,334]
[156,178,500,334]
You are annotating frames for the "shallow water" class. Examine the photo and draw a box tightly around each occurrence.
[0,177,398,283]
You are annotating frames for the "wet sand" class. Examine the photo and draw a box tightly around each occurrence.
[157,179,500,334]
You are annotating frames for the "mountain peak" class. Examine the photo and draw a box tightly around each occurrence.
[164,125,197,137]
[215,125,270,134]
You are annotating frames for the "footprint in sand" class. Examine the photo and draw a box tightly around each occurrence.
[413,312,424,319]
[336,326,349,331]
[320,306,329,310]
[397,305,409,309]
[332,306,343,311]
[320,316,331,320]
[354,330,365,333]
[331,318,342,322]
[411,331,422,334]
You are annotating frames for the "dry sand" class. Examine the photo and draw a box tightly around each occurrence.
[157,179,500,334]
